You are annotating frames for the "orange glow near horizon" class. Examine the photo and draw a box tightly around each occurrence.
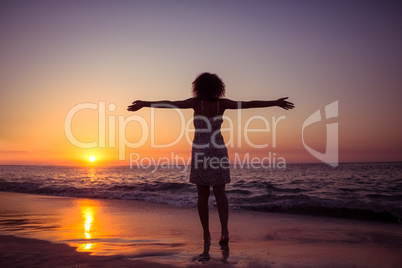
[1,105,401,166]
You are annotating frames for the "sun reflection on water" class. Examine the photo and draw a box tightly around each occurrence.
[84,243,93,250]
[77,201,96,252]
[88,168,96,182]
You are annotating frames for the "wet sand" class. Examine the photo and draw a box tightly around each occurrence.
[1,191,402,267]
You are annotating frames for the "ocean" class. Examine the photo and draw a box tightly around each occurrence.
[0,162,401,223]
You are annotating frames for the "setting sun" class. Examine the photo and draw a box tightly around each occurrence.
[89,156,96,162]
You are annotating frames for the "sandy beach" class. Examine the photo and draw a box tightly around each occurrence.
[1,191,402,267]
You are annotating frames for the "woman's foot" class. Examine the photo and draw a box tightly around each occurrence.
[218,232,229,245]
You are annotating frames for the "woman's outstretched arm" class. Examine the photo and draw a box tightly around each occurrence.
[221,97,294,110]
[127,98,196,112]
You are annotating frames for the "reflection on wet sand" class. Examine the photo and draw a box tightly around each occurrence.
[2,191,402,268]
[0,191,233,263]
[77,201,96,252]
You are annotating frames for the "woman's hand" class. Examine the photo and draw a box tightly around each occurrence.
[127,100,144,111]
[276,97,295,110]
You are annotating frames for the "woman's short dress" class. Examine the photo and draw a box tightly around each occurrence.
[189,115,231,186]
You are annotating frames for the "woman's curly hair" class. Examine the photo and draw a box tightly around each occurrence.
[192,72,225,100]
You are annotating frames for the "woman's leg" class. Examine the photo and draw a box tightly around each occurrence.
[213,184,229,242]
[197,185,210,242]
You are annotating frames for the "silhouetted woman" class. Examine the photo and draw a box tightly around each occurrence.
[128,72,294,245]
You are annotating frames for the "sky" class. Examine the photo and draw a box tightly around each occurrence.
[0,0,401,166]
